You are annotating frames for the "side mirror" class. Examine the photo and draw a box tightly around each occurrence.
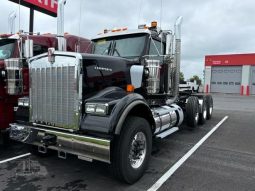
[130,65,144,89]
[24,39,33,58]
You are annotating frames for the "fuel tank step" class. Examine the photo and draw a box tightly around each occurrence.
[156,127,179,139]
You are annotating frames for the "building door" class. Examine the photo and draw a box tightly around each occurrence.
[251,66,255,95]
[211,66,242,93]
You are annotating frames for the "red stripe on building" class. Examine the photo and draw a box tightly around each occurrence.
[205,53,255,66]
[246,86,250,96]
[206,84,209,93]
[241,85,244,95]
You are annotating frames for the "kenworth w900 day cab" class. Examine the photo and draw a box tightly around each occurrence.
[9,17,213,183]
[0,33,91,143]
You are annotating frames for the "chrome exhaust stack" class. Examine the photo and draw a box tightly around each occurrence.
[166,16,183,105]
[8,11,16,34]
[57,0,67,51]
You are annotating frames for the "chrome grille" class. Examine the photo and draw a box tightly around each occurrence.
[30,61,78,130]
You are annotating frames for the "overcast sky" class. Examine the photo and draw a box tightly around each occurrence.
[1,0,255,80]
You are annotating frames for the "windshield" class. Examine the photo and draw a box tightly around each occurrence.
[93,34,146,58]
[0,39,15,60]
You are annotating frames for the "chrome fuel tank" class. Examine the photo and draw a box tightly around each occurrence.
[152,104,184,134]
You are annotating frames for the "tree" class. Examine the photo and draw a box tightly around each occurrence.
[179,72,185,84]
[190,75,202,85]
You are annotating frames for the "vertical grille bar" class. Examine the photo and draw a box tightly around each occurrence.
[50,67,53,122]
[67,64,69,125]
[36,68,39,120]
[44,68,47,122]
[55,67,58,123]
[61,65,63,124]
[40,68,43,120]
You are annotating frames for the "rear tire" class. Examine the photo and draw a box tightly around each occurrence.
[186,96,199,128]
[0,131,10,146]
[199,96,207,125]
[205,95,213,120]
[112,116,152,184]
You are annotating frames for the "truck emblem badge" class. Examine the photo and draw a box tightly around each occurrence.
[94,66,112,72]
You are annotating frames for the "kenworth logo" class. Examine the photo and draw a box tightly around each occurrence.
[94,66,113,72]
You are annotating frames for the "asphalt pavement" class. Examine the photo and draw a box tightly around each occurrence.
[0,93,254,191]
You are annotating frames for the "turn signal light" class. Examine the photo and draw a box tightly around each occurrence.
[127,84,135,92]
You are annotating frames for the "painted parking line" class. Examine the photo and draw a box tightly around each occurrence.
[0,153,31,164]
[148,116,229,191]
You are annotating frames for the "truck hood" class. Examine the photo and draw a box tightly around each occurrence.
[0,60,5,69]
[81,54,134,99]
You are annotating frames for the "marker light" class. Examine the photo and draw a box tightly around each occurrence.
[127,84,135,92]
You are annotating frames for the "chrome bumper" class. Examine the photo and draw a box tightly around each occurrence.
[9,123,111,163]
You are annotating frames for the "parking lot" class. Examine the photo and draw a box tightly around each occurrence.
[0,94,255,191]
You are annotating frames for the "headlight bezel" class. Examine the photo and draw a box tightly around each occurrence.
[18,97,29,107]
[85,103,109,116]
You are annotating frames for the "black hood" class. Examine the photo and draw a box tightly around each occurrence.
[81,54,135,99]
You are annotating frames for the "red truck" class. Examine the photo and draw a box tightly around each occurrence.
[0,33,91,143]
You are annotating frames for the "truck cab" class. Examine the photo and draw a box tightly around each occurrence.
[9,19,213,183]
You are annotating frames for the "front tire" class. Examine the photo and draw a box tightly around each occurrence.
[112,116,152,184]
[0,131,10,146]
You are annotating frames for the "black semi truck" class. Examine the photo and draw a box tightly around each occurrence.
[9,17,213,183]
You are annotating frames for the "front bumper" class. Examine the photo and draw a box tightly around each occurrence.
[9,123,111,163]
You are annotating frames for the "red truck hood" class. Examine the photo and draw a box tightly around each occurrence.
[0,60,5,69]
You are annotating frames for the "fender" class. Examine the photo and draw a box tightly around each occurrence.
[81,87,155,135]
[112,96,155,134]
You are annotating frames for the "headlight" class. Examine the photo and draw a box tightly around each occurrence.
[18,97,29,107]
[85,103,109,115]
[18,100,24,106]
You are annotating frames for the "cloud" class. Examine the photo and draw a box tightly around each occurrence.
[1,0,255,80]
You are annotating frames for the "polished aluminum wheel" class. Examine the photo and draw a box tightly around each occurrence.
[209,106,213,115]
[129,132,147,169]
[203,108,207,119]
[195,112,199,123]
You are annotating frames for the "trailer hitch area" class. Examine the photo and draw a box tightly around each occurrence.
[58,150,67,159]
[38,145,47,154]
[41,133,57,147]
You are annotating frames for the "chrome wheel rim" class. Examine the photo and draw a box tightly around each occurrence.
[203,108,207,119]
[195,112,199,123]
[129,132,147,169]
[209,106,213,115]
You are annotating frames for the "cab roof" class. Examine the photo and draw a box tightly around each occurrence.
[92,29,154,41]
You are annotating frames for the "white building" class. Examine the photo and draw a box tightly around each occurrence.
[204,53,255,95]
